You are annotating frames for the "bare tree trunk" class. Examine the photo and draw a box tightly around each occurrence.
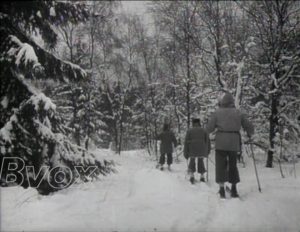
[70,88,81,146]
[114,126,119,154]
[214,1,225,89]
[266,91,279,168]
[185,6,192,129]
[84,3,97,151]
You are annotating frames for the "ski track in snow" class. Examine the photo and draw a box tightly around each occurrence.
[1,149,300,232]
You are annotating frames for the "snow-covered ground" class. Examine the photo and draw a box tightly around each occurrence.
[1,149,300,232]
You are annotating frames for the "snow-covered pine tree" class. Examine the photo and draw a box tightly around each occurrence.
[98,81,134,154]
[52,84,84,147]
[0,1,114,194]
[55,14,104,150]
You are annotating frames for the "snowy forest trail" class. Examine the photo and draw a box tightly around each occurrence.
[1,149,300,232]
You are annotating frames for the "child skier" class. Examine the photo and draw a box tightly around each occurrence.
[184,118,211,184]
[156,123,177,171]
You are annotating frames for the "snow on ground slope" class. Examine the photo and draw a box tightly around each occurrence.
[1,149,300,232]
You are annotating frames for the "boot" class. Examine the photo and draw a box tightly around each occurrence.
[189,173,195,184]
[190,176,195,184]
[200,176,205,182]
[219,186,225,199]
[231,184,239,198]
[156,164,163,170]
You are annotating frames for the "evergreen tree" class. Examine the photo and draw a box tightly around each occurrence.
[0,1,114,194]
[52,84,84,146]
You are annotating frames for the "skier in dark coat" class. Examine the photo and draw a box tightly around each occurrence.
[156,123,177,171]
[184,118,211,184]
[206,92,254,198]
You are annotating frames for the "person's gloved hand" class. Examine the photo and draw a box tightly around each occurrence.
[246,135,253,144]
[184,153,188,160]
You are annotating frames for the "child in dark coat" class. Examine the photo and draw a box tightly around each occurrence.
[156,123,177,171]
[184,118,211,184]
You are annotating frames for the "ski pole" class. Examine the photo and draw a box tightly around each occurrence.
[186,157,190,179]
[293,154,297,178]
[250,142,262,193]
[206,156,209,182]
[186,157,189,172]
[208,156,215,166]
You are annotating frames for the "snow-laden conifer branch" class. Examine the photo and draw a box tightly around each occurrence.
[1,15,87,82]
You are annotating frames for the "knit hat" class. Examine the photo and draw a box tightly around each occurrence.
[192,118,201,126]
[220,92,235,108]
[163,123,170,131]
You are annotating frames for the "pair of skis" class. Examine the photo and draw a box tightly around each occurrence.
[155,164,171,172]
[189,176,206,185]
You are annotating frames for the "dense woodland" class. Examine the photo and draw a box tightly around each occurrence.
[0,1,299,194]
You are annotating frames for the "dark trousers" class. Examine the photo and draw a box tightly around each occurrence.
[159,153,172,165]
[215,150,240,184]
[188,157,206,174]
